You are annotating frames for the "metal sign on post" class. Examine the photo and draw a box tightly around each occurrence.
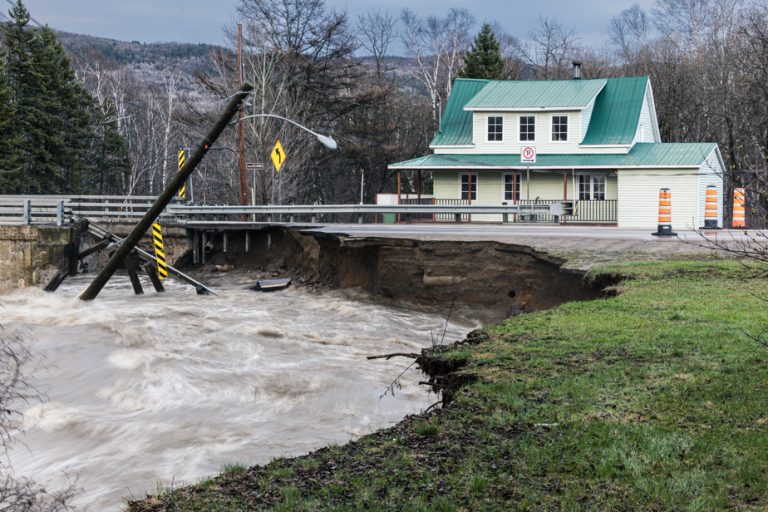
[271,139,286,172]
[521,146,536,163]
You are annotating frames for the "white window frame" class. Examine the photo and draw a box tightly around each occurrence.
[550,114,569,142]
[501,172,521,202]
[577,173,606,201]
[518,115,536,143]
[486,115,504,143]
[459,172,478,201]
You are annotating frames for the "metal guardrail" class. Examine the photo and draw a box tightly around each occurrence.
[0,195,584,225]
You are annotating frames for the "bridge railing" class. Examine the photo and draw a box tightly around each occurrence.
[0,195,572,225]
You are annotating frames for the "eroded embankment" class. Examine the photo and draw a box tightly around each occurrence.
[194,227,604,324]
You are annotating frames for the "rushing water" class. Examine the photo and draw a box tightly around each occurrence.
[3,273,471,511]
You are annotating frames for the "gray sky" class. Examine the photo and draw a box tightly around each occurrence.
[12,0,656,52]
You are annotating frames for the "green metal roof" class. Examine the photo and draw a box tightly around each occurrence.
[430,78,490,147]
[463,78,606,110]
[582,76,649,145]
[389,143,719,169]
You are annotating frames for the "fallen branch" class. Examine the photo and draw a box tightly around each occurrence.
[366,352,419,361]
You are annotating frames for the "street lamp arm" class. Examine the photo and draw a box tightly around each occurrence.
[239,113,338,150]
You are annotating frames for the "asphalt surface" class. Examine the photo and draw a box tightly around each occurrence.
[302,223,757,269]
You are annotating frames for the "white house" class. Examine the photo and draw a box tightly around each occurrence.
[388,72,725,230]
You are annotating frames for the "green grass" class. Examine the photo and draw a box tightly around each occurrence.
[127,259,768,511]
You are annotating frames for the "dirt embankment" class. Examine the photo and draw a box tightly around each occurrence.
[194,227,603,324]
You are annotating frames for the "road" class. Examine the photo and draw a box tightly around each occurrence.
[304,223,756,269]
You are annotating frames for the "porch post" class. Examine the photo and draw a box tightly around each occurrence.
[563,170,567,200]
[526,167,531,200]
[397,169,401,223]
[417,170,422,200]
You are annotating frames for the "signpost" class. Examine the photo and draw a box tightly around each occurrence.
[521,146,536,200]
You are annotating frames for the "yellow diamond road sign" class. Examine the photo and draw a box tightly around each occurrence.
[271,139,286,172]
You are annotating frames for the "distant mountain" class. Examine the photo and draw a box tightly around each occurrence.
[56,31,225,76]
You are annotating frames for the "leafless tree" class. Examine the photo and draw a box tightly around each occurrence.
[517,16,579,79]
[0,331,79,512]
[357,10,395,82]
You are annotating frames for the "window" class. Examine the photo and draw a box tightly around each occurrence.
[487,116,503,142]
[578,175,606,200]
[503,173,521,201]
[519,115,535,141]
[461,173,477,200]
[552,115,568,141]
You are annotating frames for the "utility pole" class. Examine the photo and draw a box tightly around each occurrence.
[237,23,247,207]
[79,83,254,301]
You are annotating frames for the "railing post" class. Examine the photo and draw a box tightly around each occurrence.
[56,199,65,226]
[23,199,31,225]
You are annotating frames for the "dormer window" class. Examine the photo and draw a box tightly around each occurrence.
[519,115,535,141]
[552,115,568,141]
[487,116,503,142]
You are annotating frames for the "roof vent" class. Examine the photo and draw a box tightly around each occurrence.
[572,61,582,80]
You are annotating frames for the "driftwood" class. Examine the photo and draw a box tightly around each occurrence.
[366,352,420,361]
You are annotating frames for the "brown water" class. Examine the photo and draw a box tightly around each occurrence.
[4,274,472,511]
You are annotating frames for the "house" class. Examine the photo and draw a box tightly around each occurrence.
[388,70,725,230]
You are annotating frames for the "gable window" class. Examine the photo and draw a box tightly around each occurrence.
[552,115,568,141]
[519,115,535,141]
[460,173,477,200]
[503,173,521,201]
[578,174,606,200]
[487,116,503,142]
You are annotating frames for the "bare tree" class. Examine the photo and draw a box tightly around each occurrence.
[357,10,395,82]
[0,331,79,512]
[517,16,579,79]
[400,8,474,122]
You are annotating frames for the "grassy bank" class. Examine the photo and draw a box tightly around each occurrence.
[129,259,768,511]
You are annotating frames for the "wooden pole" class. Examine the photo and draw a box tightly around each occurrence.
[396,170,401,222]
[237,24,247,208]
[79,83,253,300]
[125,253,144,295]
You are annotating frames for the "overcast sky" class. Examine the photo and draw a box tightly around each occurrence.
[9,0,656,52]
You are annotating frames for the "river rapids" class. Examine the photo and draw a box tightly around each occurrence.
[3,273,471,510]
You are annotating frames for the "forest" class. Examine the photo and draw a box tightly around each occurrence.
[0,0,767,219]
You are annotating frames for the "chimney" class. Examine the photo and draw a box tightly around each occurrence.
[572,61,582,80]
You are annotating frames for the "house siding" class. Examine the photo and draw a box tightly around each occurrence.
[698,148,724,228]
[617,169,700,229]
[632,84,656,145]
[472,111,583,154]
[580,98,595,143]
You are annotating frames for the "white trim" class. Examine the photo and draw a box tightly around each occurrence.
[550,114,569,143]
[645,81,662,142]
[464,107,583,112]
[518,114,536,143]
[486,115,504,143]
[579,144,632,149]
[429,144,475,149]
[389,164,703,170]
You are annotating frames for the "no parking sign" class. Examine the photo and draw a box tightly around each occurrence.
[521,146,536,163]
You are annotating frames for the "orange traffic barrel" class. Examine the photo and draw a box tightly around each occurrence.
[732,187,746,228]
[703,185,719,229]
[652,188,676,236]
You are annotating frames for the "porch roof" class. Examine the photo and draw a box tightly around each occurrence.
[389,143,718,170]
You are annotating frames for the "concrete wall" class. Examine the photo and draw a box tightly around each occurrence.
[0,225,70,292]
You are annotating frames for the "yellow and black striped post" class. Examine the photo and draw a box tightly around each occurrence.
[732,187,746,228]
[152,222,168,280]
[703,185,719,229]
[177,148,188,200]
[652,187,676,236]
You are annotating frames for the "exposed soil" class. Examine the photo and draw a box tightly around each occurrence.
[192,227,603,324]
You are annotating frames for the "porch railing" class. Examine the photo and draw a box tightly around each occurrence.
[428,199,617,224]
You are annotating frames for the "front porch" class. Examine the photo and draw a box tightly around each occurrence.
[391,168,619,224]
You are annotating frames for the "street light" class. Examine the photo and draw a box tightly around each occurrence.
[237,113,338,150]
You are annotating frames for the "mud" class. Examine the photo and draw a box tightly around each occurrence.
[192,227,602,324]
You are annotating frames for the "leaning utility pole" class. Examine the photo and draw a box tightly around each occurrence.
[79,83,254,301]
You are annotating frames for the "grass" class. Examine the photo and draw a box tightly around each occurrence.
[127,259,768,511]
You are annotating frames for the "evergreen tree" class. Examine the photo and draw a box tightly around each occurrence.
[459,23,505,80]
[0,0,130,194]
[0,56,23,191]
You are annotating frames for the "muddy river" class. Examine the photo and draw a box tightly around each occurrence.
[4,274,473,510]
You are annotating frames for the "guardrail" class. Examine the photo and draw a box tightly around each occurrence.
[0,195,574,226]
